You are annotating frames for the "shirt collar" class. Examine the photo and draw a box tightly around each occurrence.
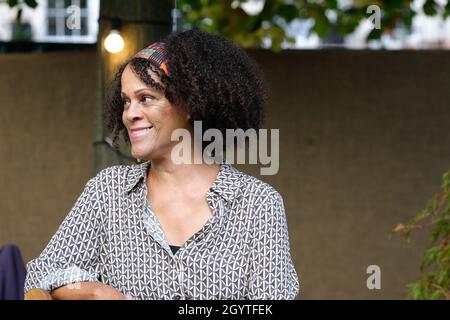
[208,160,242,203]
[124,160,151,194]
[124,160,242,203]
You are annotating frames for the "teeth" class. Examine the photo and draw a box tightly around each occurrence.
[131,127,151,137]
[130,127,153,137]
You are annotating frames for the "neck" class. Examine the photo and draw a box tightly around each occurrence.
[148,154,221,192]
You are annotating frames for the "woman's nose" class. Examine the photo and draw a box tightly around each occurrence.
[125,102,143,121]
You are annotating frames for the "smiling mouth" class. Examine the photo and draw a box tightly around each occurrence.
[129,126,153,139]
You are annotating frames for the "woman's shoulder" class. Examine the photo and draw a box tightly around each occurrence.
[230,164,284,204]
[89,161,149,191]
[95,161,145,176]
[227,166,286,222]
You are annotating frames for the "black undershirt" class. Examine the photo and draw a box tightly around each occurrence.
[169,245,181,255]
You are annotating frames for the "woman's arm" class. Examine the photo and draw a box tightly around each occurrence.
[25,176,106,294]
[248,190,299,299]
[51,282,127,300]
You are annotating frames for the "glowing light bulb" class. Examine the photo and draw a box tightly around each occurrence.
[104,30,124,54]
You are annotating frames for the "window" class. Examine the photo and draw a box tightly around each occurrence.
[44,0,98,43]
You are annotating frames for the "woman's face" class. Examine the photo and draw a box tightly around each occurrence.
[121,64,190,161]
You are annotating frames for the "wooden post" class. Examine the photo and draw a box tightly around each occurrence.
[94,0,173,173]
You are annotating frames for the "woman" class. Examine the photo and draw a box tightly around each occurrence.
[25,28,299,300]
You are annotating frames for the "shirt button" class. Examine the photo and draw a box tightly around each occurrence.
[173,294,182,300]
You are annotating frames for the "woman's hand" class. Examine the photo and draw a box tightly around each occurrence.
[51,282,129,300]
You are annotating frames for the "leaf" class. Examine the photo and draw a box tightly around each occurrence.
[436,266,449,287]
[430,289,444,300]
[367,27,382,40]
[277,4,299,23]
[7,0,18,7]
[407,282,429,300]
[324,0,338,10]
[336,10,362,35]
[312,12,331,37]
[442,171,450,192]
[258,0,278,21]
[24,0,37,8]
[407,283,421,299]
[403,11,416,28]
[423,0,438,16]
[421,246,440,269]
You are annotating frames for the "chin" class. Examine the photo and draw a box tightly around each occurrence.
[130,140,171,162]
[131,146,153,161]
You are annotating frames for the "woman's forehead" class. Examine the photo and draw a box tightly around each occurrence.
[121,64,163,91]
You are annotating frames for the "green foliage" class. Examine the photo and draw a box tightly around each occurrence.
[5,0,37,8]
[178,0,297,51]
[177,0,449,50]
[445,1,450,19]
[1,0,38,22]
[423,0,438,16]
[394,170,450,300]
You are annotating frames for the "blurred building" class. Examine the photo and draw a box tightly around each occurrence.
[0,0,99,43]
[1,0,449,49]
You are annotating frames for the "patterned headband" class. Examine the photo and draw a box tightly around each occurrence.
[133,42,170,77]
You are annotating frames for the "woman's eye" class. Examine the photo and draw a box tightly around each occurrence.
[122,99,130,108]
[142,95,155,103]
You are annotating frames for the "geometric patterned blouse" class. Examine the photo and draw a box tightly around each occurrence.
[24,160,299,299]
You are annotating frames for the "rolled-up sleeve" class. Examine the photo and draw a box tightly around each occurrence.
[24,176,104,293]
[248,190,299,299]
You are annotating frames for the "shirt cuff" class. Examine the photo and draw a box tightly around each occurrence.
[39,265,99,292]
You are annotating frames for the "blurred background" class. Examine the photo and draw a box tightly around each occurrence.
[0,0,449,300]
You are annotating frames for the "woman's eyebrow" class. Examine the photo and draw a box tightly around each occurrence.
[134,88,159,95]
[121,88,160,97]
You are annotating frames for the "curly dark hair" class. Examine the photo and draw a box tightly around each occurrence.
[105,28,267,149]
